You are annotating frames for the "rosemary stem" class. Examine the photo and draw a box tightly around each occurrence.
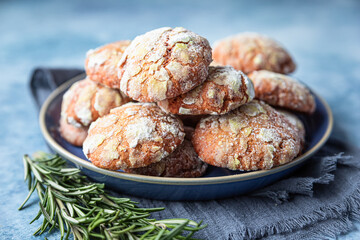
[19,153,206,239]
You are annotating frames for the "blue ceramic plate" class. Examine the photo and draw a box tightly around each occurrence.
[39,74,333,201]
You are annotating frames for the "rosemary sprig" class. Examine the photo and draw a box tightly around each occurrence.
[19,152,206,239]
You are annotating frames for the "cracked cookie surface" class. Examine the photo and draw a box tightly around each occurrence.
[61,78,130,128]
[213,32,295,74]
[277,109,305,147]
[248,70,316,114]
[85,40,131,88]
[83,102,185,170]
[192,100,302,171]
[158,66,254,115]
[119,27,212,102]
[124,139,207,177]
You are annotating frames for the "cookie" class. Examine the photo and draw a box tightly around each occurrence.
[61,78,130,128]
[158,66,254,115]
[209,60,224,67]
[192,100,303,171]
[83,102,185,170]
[59,116,88,146]
[213,32,296,74]
[124,139,207,177]
[248,70,316,114]
[277,109,305,145]
[119,27,212,102]
[85,40,131,88]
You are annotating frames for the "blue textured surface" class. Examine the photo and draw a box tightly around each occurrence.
[0,0,359,239]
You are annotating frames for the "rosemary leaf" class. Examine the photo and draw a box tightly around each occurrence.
[111,224,136,236]
[30,164,43,183]
[139,226,156,239]
[38,202,55,225]
[61,208,80,224]
[154,228,166,240]
[18,180,37,210]
[30,209,42,224]
[63,186,98,196]
[23,155,30,181]
[73,204,86,217]
[48,188,56,222]
[52,190,77,203]
[163,220,189,239]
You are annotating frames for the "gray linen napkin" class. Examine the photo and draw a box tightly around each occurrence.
[30,68,360,240]
[134,140,360,240]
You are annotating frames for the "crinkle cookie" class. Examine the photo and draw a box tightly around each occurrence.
[248,70,316,114]
[59,116,88,146]
[158,66,254,115]
[85,40,131,88]
[277,109,305,146]
[124,139,207,177]
[119,27,212,102]
[61,78,130,128]
[213,32,296,74]
[83,102,185,170]
[192,100,303,171]
[209,60,224,67]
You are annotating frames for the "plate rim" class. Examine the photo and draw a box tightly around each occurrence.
[39,74,333,186]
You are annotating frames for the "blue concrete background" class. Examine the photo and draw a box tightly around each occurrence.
[0,0,359,239]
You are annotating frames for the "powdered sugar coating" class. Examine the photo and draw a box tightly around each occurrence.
[192,100,302,171]
[124,139,207,177]
[277,109,305,146]
[209,60,223,67]
[213,32,296,74]
[248,70,316,114]
[61,78,130,128]
[83,102,185,170]
[119,27,212,102]
[85,40,131,88]
[59,116,88,146]
[158,66,254,115]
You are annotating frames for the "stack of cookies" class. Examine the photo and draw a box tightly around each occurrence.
[60,27,315,177]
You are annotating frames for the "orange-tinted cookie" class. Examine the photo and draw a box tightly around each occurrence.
[59,116,88,146]
[248,70,316,114]
[61,78,130,128]
[277,109,305,146]
[85,40,131,88]
[158,66,254,115]
[124,139,207,177]
[83,102,185,170]
[119,27,212,102]
[192,100,302,171]
[209,60,224,67]
[213,33,296,74]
